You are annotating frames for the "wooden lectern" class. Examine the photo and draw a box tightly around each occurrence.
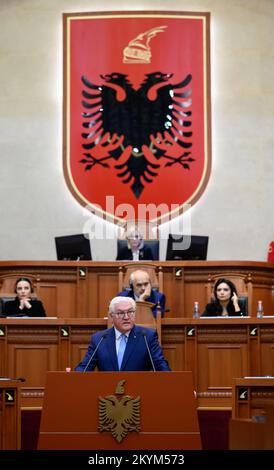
[38,371,201,450]
[229,377,274,449]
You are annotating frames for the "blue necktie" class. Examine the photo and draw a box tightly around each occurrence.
[117,334,127,370]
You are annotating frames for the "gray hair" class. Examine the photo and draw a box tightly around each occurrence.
[129,269,150,286]
[109,296,136,314]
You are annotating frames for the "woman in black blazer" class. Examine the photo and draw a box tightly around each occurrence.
[116,228,154,261]
[2,277,46,317]
[202,278,246,317]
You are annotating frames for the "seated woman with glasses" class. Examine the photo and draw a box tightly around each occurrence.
[116,227,154,261]
[75,296,170,372]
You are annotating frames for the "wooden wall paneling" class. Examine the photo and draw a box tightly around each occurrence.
[56,281,77,318]
[70,323,106,370]
[161,322,185,371]
[55,270,78,318]
[248,322,261,376]
[58,325,71,371]
[86,269,119,318]
[86,271,98,316]
[40,284,58,317]
[0,324,7,376]
[260,324,274,376]
[196,323,249,408]
[76,266,89,317]
[38,267,78,317]
[6,324,59,407]
[184,268,208,317]
[251,275,274,316]
[162,266,185,317]
[97,274,119,316]
[185,322,198,389]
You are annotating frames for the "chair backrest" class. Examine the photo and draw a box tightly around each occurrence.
[117,239,159,261]
[238,296,248,316]
[118,262,163,292]
[0,274,40,294]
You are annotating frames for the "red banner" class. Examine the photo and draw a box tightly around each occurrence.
[63,11,211,225]
[268,241,274,263]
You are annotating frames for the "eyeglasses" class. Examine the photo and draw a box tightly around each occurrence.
[113,309,136,318]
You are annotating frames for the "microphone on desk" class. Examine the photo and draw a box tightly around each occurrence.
[141,330,156,372]
[83,333,108,372]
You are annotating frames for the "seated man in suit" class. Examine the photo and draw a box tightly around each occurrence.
[75,296,170,372]
[118,269,166,318]
[116,227,155,261]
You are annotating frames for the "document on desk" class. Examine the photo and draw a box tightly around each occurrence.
[244,376,274,379]
[200,316,251,319]
[6,316,58,319]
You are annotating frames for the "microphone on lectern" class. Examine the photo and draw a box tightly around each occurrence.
[141,330,156,372]
[83,333,108,372]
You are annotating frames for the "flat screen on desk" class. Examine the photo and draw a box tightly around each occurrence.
[55,234,92,261]
[166,234,209,260]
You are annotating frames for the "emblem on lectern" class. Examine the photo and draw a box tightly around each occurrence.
[98,380,141,443]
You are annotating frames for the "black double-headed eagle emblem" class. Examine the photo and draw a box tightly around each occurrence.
[80,72,194,198]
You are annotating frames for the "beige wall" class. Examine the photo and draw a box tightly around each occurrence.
[0,0,273,261]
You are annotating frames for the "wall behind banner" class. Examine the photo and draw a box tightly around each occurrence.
[0,0,273,262]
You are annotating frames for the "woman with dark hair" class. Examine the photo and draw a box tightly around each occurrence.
[2,277,46,317]
[202,278,246,317]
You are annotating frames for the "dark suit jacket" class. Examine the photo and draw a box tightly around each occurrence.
[118,288,166,318]
[202,299,247,317]
[2,297,46,317]
[75,325,170,372]
[116,245,154,261]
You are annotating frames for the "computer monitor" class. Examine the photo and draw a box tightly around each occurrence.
[166,234,209,260]
[55,234,92,261]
